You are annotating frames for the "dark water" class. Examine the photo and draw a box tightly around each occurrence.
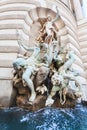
[0,105,87,130]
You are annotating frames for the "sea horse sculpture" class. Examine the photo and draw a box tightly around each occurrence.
[45,50,82,106]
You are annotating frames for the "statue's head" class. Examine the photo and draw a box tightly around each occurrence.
[13,58,26,71]
[51,72,63,86]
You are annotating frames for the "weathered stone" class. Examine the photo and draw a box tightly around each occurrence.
[35,66,50,87]
[0,68,13,80]
[18,87,30,95]
[0,40,19,53]
[0,80,16,107]
[16,94,76,111]
[0,53,17,67]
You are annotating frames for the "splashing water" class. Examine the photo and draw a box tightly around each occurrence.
[0,105,87,130]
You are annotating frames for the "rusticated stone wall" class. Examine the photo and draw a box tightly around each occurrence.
[0,0,87,107]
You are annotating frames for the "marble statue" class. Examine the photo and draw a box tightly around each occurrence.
[13,47,40,103]
[36,6,59,44]
[13,31,54,103]
[13,7,82,108]
[52,44,69,69]
[35,41,58,94]
[45,50,82,106]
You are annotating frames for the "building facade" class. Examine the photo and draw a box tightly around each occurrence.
[0,0,87,107]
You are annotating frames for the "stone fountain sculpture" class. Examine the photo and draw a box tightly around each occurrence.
[13,7,82,110]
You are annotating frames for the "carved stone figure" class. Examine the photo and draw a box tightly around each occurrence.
[45,71,62,106]
[13,47,40,103]
[52,44,69,69]
[45,50,82,106]
[13,8,82,109]
[58,50,75,75]
[34,41,58,94]
[35,66,50,94]
[45,69,82,106]
[36,6,59,44]
[13,37,52,103]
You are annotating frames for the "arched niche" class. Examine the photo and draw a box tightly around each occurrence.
[27,7,65,46]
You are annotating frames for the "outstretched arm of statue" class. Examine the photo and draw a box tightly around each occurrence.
[16,30,35,52]
[52,6,60,23]
[17,38,35,52]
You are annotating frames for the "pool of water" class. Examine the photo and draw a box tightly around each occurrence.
[0,105,87,130]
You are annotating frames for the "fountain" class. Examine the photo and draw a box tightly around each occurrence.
[12,7,82,111]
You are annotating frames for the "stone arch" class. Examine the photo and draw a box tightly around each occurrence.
[27,7,65,46]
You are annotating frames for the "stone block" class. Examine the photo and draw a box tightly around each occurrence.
[79,41,87,48]
[81,48,87,55]
[0,80,15,107]
[0,40,19,53]
[0,68,13,80]
[82,55,87,63]
[0,53,17,67]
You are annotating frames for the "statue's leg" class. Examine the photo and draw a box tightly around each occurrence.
[22,67,36,102]
[45,86,60,106]
[59,87,67,105]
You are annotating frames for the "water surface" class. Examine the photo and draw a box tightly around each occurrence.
[0,105,87,130]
